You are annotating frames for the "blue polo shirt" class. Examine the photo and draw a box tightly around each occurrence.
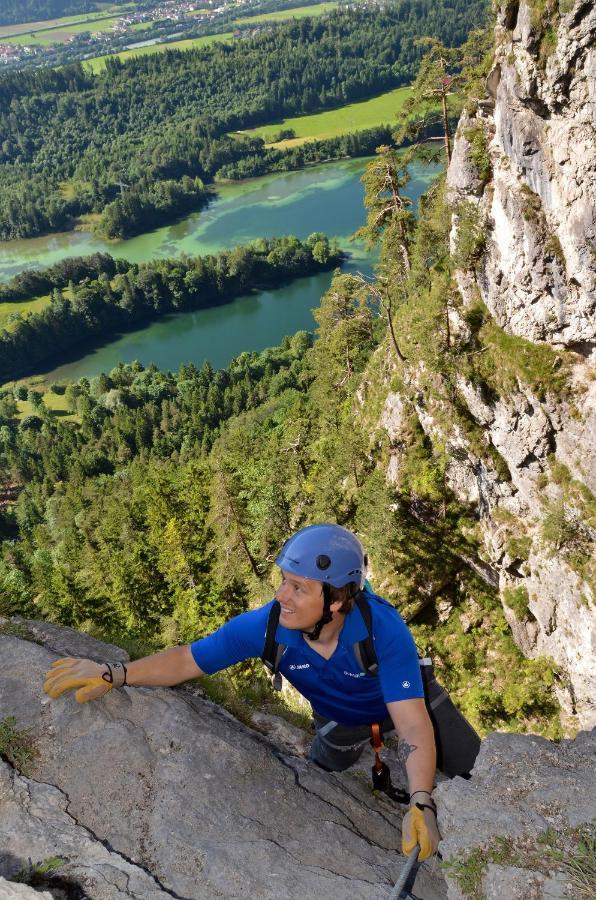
[190,590,423,726]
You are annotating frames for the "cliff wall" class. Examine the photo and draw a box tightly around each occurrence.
[379,0,595,728]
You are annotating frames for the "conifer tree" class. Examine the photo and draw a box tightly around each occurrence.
[395,38,464,163]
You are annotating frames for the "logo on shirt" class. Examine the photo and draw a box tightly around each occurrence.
[402,680,411,688]
[344,670,366,678]
[288,663,310,671]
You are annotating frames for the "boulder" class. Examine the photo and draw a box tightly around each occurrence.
[437,729,596,899]
[0,625,447,900]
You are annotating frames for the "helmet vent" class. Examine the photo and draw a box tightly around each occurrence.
[316,554,331,571]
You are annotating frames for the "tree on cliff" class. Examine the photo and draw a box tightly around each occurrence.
[395,38,464,163]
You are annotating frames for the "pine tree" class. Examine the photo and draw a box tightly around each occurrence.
[395,39,464,163]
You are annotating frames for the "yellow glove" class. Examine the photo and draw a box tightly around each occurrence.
[44,658,127,703]
[401,802,440,861]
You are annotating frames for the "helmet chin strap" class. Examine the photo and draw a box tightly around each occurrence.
[302,583,334,641]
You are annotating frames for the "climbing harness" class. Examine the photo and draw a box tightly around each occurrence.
[388,846,419,900]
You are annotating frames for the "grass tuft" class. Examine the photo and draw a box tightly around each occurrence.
[0,716,37,774]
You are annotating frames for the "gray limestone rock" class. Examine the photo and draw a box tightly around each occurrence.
[0,627,448,900]
[434,0,596,727]
[0,760,170,899]
[436,729,596,900]
[0,879,53,900]
[483,864,570,900]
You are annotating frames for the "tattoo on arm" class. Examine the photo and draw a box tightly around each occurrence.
[397,739,418,764]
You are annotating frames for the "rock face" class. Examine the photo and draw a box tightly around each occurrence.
[450,1,596,350]
[0,760,170,899]
[437,728,596,899]
[0,625,447,900]
[380,0,595,728]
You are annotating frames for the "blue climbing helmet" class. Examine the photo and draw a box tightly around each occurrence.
[275,524,366,588]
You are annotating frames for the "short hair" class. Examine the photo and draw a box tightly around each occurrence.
[329,582,361,614]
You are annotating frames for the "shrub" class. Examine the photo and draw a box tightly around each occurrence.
[453,201,487,270]
[502,585,531,619]
[464,124,492,185]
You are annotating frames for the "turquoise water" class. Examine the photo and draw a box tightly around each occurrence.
[2,158,440,379]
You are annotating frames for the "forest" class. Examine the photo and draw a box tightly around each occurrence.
[0,5,568,740]
[0,234,341,382]
[0,140,565,741]
[0,0,488,238]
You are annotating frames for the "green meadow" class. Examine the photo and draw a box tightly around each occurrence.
[236,85,410,146]
[0,5,135,40]
[234,2,339,25]
[14,393,76,421]
[0,296,52,333]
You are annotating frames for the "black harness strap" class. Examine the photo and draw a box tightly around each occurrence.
[352,591,379,675]
[262,600,285,691]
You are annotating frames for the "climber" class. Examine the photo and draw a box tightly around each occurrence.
[44,523,441,861]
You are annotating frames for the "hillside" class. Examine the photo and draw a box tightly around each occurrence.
[0,0,487,238]
[1,1,594,737]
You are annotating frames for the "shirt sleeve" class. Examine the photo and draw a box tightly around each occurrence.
[190,602,274,675]
[374,604,424,703]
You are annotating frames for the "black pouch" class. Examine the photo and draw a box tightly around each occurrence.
[420,659,481,778]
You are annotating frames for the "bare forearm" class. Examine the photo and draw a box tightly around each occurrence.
[125,645,203,687]
[388,699,436,797]
[401,715,436,797]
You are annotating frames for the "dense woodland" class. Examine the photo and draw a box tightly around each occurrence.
[0,0,488,238]
[0,4,572,739]
[0,148,567,740]
[0,234,341,382]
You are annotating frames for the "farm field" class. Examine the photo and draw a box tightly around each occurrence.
[0,4,135,42]
[1,31,63,45]
[236,85,410,146]
[85,31,235,71]
[59,16,123,34]
[234,2,339,25]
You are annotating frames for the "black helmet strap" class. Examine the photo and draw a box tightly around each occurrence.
[302,583,334,641]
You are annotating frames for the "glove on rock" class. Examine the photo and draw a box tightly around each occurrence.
[44,657,127,703]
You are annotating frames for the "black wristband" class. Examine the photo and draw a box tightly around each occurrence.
[409,790,433,802]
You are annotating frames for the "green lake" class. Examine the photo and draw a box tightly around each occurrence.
[0,157,440,380]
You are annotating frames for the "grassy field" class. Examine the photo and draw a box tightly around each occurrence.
[235,85,410,147]
[0,296,52,332]
[85,31,235,71]
[129,20,158,32]
[1,31,64,45]
[61,16,122,34]
[0,4,135,42]
[9,390,78,422]
[234,2,339,25]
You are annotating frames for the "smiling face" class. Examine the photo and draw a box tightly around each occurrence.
[275,569,332,632]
